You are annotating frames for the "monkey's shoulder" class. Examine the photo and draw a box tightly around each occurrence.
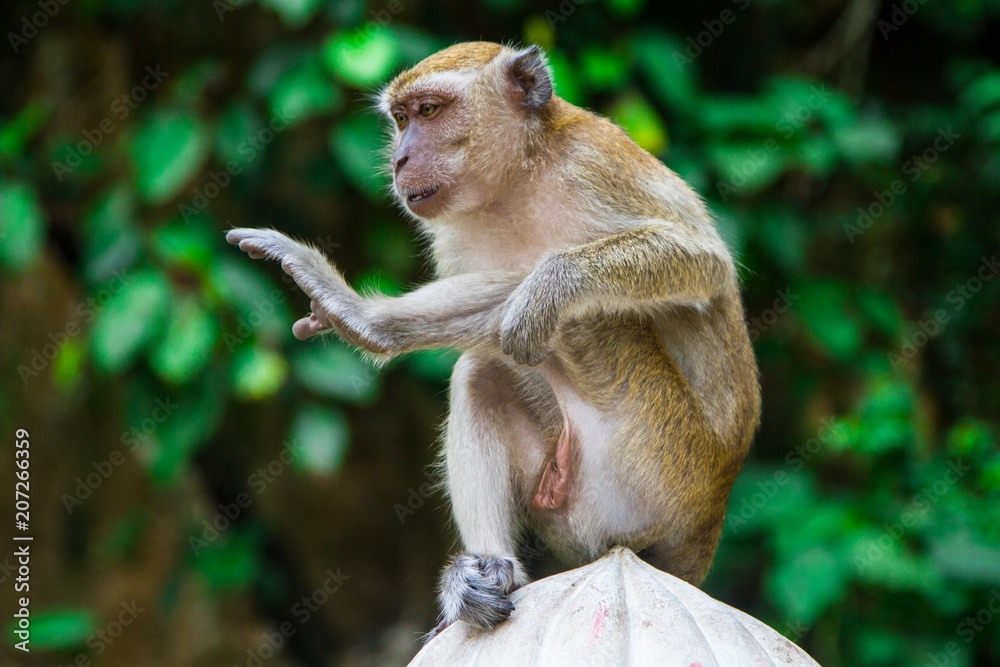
[544,99,709,224]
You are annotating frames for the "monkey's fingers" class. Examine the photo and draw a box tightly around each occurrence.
[225,228,288,261]
[292,314,330,340]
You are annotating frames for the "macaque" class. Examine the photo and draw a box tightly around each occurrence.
[227,41,760,632]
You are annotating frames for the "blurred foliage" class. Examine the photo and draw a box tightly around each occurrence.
[1,0,999,665]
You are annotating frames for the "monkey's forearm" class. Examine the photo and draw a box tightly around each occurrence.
[498,224,734,365]
[555,224,734,308]
[332,272,525,357]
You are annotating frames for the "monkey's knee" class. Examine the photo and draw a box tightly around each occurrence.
[438,553,528,629]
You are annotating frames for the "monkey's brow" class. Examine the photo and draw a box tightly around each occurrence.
[392,85,459,104]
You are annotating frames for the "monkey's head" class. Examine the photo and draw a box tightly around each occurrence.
[378,42,554,220]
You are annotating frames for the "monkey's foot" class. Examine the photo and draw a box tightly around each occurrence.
[439,554,526,629]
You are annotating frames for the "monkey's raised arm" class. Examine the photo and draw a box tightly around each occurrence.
[499,222,735,365]
[227,228,524,358]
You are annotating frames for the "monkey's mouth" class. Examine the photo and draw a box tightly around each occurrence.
[405,185,440,205]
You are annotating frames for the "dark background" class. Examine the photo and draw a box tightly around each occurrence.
[1,0,999,665]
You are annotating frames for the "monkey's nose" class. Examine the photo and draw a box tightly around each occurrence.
[394,154,409,175]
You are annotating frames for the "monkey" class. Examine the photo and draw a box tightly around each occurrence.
[226,41,760,633]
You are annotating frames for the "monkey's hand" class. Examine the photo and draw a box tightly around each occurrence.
[499,261,570,366]
[226,228,362,343]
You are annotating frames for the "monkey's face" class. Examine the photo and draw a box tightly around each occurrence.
[384,75,480,220]
[380,44,553,220]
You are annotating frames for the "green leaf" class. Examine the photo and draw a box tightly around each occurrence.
[151,219,216,272]
[0,181,45,270]
[609,92,668,155]
[211,256,293,342]
[289,404,350,474]
[291,342,379,404]
[82,186,141,283]
[930,533,1000,585]
[90,269,172,373]
[546,50,584,106]
[856,289,902,337]
[353,269,403,297]
[10,609,94,650]
[150,370,226,483]
[757,209,806,273]
[946,419,994,457]
[363,220,417,277]
[700,97,781,136]
[152,298,218,383]
[269,58,342,123]
[131,110,210,203]
[0,100,47,160]
[231,345,289,400]
[215,101,265,169]
[607,0,646,17]
[330,113,387,200]
[961,70,1000,116]
[523,15,555,51]
[850,530,945,593]
[768,547,847,625]
[710,142,785,194]
[407,348,461,382]
[194,527,261,592]
[833,115,901,165]
[258,0,324,26]
[580,46,630,91]
[796,281,863,361]
[53,337,85,393]
[322,27,401,88]
[632,30,698,112]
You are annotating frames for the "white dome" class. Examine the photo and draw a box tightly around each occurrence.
[410,546,821,667]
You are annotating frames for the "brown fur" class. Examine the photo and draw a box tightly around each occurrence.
[228,41,761,630]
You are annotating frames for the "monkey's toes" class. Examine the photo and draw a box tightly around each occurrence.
[439,554,518,629]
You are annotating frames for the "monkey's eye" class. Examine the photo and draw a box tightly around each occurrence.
[418,103,439,118]
[393,112,407,128]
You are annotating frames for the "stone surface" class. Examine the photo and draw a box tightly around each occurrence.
[410,546,821,667]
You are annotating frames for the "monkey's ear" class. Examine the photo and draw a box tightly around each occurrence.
[507,46,553,110]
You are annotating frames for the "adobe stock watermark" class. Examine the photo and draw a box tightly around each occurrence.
[188,437,304,555]
[17,269,134,386]
[888,255,998,372]
[844,127,960,244]
[51,65,170,182]
[237,568,350,667]
[178,108,297,223]
[62,396,181,514]
[853,458,971,574]
[672,0,752,70]
[715,84,834,201]
[7,0,73,54]
[727,416,837,535]
[212,0,249,21]
[878,0,929,41]
[748,288,797,342]
[221,232,340,350]
[394,470,439,524]
[52,600,145,667]
[545,0,591,28]
[345,0,420,40]
[224,288,289,352]
[921,590,1000,667]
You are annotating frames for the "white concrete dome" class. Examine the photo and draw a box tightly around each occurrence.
[410,546,821,667]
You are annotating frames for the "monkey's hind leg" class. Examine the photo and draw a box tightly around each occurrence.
[437,355,551,629]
